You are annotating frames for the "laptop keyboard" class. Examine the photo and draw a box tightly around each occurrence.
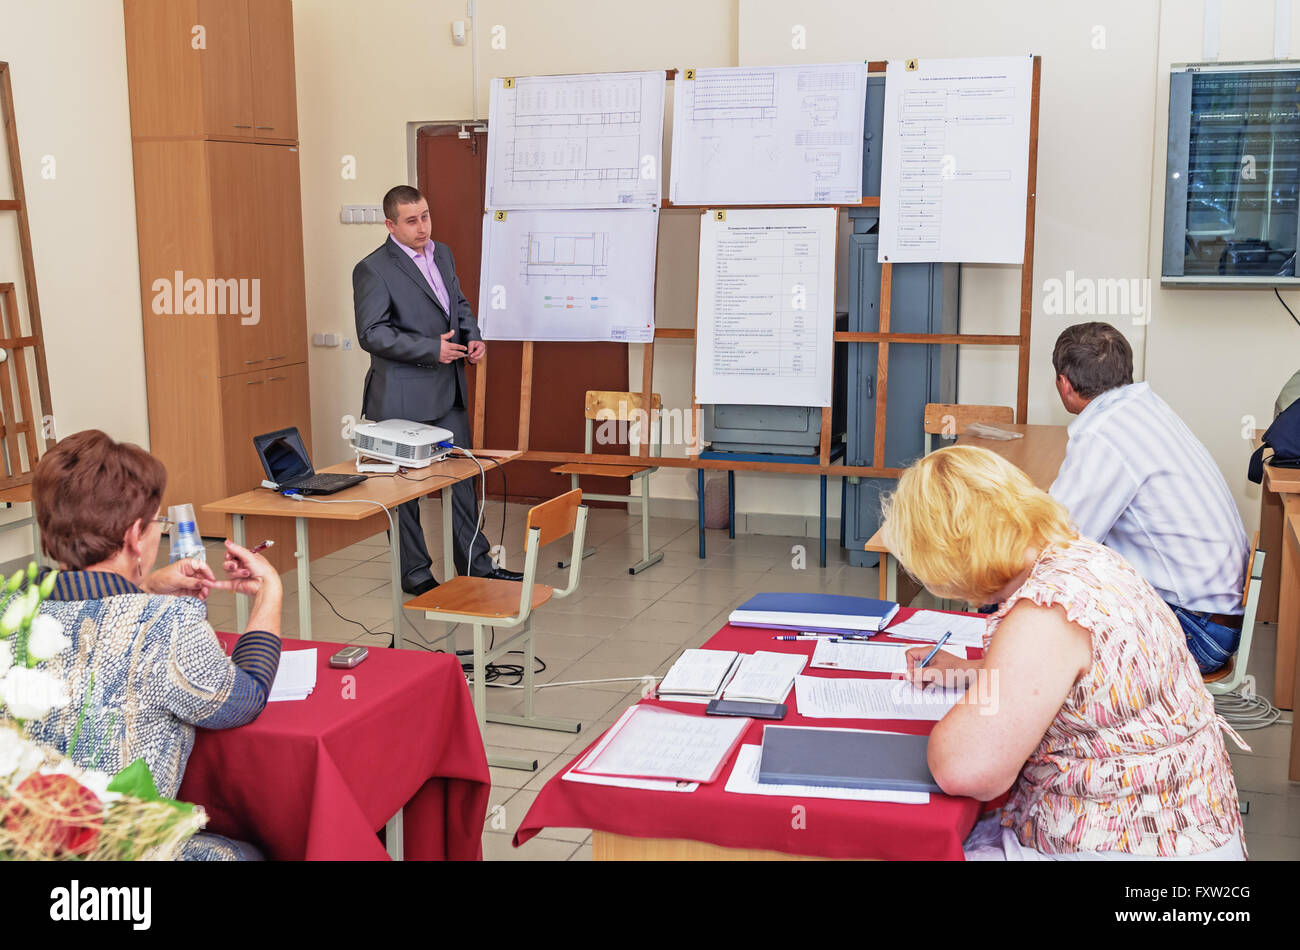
[288,473,364,493]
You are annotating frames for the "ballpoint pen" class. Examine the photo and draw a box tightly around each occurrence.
[249,540,275,554]
[917,631,953,668]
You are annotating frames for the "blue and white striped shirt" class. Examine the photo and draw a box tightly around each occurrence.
[1049,382,1248,615]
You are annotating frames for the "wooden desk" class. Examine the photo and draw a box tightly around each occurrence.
[204,451,519,648]
[864,424,1069,599]
[1287,506,1300,779]
[1252,439,1300,711]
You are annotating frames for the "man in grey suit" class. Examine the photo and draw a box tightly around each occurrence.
[353,185,521,594]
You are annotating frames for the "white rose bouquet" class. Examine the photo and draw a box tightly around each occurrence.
[0,564,205,860]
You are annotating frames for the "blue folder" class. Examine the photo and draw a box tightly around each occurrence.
[728,592,900,633]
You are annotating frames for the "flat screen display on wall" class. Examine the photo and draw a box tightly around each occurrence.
[1163,62,1300,286]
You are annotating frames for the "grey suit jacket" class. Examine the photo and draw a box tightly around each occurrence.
[353,236,483,423]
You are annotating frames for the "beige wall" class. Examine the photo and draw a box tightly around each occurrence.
[0,0,146,560]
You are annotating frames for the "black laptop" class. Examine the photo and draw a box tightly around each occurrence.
[253,426,365,495]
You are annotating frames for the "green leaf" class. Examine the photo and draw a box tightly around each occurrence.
[107,758,195,815]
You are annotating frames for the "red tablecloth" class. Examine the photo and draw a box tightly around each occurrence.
[515,608,988,860]
[179,635,490,860]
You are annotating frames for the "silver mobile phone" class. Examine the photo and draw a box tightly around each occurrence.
[329,646,369,668]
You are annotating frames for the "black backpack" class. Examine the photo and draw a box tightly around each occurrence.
[1249,397,1300,483]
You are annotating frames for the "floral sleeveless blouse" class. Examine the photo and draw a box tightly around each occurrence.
[985,537,1246,857]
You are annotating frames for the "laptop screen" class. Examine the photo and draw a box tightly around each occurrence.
[254,427,314,484]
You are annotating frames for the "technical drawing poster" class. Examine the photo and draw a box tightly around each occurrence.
[485,71,665,209]
[695,208,837,407]
[878,55,1032,263]
[478,209,658,342]
[669,63,868,205]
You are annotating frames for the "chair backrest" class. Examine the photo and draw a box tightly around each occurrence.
[923,403,1016,436]
[525,488,583,547]
[584,390,662,421]
[1207,531,1265,696]
[583,390,663,456]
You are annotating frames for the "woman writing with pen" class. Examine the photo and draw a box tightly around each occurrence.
[881,445,1246,861]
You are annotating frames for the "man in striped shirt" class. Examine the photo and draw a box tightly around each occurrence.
[1048,322,1248,673]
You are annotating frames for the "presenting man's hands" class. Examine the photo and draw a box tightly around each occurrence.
[467,340,486,364]
[438,329,468,363]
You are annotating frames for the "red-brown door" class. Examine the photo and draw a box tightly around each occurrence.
[417,125,629,503]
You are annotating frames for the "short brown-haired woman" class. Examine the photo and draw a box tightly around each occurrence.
[24,429,282,860]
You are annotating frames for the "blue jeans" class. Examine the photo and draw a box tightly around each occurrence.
[1168,605,1241,674]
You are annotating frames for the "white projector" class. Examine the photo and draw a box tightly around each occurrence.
[351,419,454,469]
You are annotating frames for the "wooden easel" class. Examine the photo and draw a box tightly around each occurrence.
[473,58,1042,486]
[0,63,54,495]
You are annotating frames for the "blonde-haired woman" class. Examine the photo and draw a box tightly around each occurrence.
[882,445,1246,860]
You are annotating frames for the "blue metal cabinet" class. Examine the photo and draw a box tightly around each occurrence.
[843,227,959,567]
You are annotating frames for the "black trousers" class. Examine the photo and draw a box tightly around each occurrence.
[397,406,494,589]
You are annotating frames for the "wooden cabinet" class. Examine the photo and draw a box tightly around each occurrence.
[124,0,297,144]
[249,0,298,141]
[125,0,310,536]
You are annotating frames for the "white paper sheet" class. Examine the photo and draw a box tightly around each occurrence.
[722,651,808,703]
[485,70,665,209]
[878,55,1033,263]
[724,743,929,804]
[810,640,968,673]
[695,207,837,406]
[669,63,867,205]
[478,208,658,342]
[574,704,749,782]
[793,674,963,721]
[885,610,986,648]
[268,648,317,702]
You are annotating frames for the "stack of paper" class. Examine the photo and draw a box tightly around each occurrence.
[569,704,750,784]
[810,639,967,673]
[267,648,317,702]
[722,651,807,703]
[657,649,741,703]
[885,610,986,649]
[728,593,900,634]
[793,674,963,721]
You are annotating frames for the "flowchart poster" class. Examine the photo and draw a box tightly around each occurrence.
[878,55,1033,263]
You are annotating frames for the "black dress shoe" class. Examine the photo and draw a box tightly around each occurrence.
[402,576,439,597]
[482,567,524,582]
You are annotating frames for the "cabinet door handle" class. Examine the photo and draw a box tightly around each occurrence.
[266,376,286,382]
[266,354,287,360]
[246,379,265,385]
[244,360,263,365]
[256,126,275,130]
[233,124,253,129]
[865,375,875,398]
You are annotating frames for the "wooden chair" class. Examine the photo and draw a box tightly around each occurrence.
[404,488,588,772]
[922,403,1016,455]
[550,390,664,575]
[1204,533,1266,695]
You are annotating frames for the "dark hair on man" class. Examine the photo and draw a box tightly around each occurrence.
[32,429,167,570]
[1051,322,1134,399]
[383,185,426,223]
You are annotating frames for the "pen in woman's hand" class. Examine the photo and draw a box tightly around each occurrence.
[917,630,954,669]
[249,540,274,554]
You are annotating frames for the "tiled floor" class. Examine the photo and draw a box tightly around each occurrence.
[188,496,1300,861]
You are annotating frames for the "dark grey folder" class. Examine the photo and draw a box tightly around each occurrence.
[757,726,942,793]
